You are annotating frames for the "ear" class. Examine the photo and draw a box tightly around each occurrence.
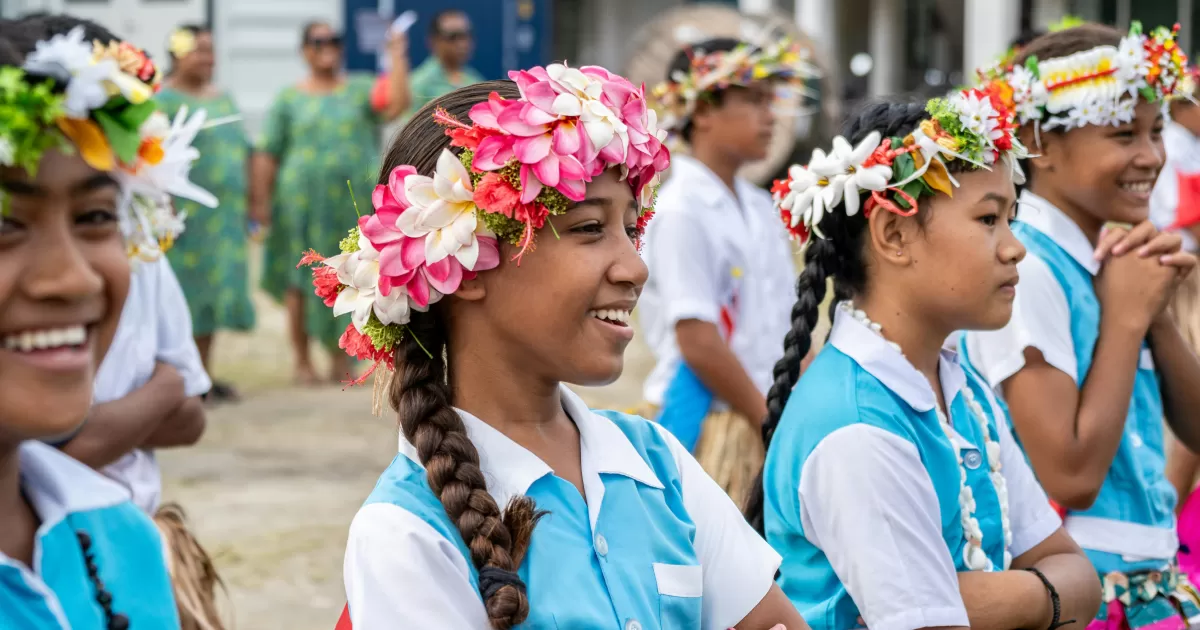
[690,99,719,135]
[865,203,921,268]
[1019,124,1059,175]
[454,272,487,302]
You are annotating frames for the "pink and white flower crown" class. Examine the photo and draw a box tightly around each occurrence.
[300,63,670,384]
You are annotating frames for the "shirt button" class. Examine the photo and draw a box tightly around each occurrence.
[595,534,608,557]
[625,620,642,630]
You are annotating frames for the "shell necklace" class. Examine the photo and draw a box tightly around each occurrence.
[841,302,1013,570]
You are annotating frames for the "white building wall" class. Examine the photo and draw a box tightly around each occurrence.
[963,0,1020,77]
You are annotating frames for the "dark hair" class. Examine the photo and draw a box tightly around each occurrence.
[1010,29,1045,51]
[666,37,744,143]
[0,21,21,66]
[1012,24,1123,188]
[18,13,123,47]
[429,9,468,38]
[382,80,542,630]
[300,20,329,45]
[744,100,975,532]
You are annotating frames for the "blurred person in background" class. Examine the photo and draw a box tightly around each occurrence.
[251,20,409,385]
[638,37,816,500]
[158,24,256,403]
[406,9,482,118]
[1151,72,1200,581]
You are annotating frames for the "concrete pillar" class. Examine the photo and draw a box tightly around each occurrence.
[1181,0,1193,56]
[739,0,773,16]
[867,0,902,97]
[1031,0,1069,30]
[964,0,1020,77]
[795,0,837,62]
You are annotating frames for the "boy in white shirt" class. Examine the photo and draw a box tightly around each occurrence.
[640,36,816,498]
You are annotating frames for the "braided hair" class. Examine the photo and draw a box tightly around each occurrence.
[744,100,975,533]
[382,80,542,630]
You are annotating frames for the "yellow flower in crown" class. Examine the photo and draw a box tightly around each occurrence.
[168,29,197,59]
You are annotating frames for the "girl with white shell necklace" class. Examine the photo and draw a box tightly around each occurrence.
[743,94,1101,630]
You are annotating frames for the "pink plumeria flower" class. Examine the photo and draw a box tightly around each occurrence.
[396,149,500,271]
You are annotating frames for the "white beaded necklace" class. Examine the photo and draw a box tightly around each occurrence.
[840,302,1013,571]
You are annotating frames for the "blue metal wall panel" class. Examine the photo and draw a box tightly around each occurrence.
[343,0,552,80]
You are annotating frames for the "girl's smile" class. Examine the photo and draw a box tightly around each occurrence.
[0,324,94,373]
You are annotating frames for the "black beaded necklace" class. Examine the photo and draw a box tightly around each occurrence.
[76,530,130,630]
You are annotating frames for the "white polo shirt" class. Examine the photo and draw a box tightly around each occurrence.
[343,386,782,629]
[639,155,796,406]
[93,257,211,513]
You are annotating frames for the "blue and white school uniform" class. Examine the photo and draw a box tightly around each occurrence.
[963,191,1193,626]
[343,386,782,630]
[0,441,179,629]
[763,306,1060,630]
[93,258,211,513]
[639,155,795,448]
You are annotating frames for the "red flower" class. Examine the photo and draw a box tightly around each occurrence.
[338,325,394,367]
[770,178,791,198]
[779,207,810,244]
[474,173,522,216]
[312,266,342,307]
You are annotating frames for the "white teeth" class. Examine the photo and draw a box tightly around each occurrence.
[588,309,632,324]
[1121,182,1153,194]
[2,325,88,352]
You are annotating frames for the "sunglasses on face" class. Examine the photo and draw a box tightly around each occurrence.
[439,30,472,42]
[306,35,343,49]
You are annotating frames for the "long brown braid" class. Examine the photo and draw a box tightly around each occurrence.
[384,81,542,629]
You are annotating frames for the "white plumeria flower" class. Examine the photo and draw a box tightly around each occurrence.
[0,137,13,166]
[326,236,411,331]
[1114,36,1149,84]
[827,131,890,217]
[580,98,630,162]
[397,149,488,268]
[22,26,118,119]
[545,63,604,116]
[954,91,1000,142]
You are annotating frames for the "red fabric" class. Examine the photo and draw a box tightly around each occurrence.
[1171,171,1200,231]
[335,604,352,630]
[370,74,389,113]
[1050,500,1068,520]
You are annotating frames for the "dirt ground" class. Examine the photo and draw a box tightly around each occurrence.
[158,244,655,630]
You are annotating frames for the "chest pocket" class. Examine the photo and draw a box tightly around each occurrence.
[654,562,703,630]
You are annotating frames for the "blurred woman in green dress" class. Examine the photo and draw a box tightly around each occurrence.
[251,20,411,385]
[158,24,256,402]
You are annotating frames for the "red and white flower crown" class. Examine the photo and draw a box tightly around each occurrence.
[979,22,1191,132]
[772,85,1027,246]
[300,64,670,384]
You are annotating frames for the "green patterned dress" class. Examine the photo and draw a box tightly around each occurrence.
[258,75,381,349]
[155,88,257,337]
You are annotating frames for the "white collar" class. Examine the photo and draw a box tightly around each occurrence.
[828,305,967,413]
[668,154,754,211]
[19,441,131,532]
[1017,190,1100,275]
[398,385,664,510]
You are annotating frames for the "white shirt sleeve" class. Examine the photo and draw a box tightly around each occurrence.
[344,502,489,629]
[978,389,1062,557]
[646,208,725,326]
[652,424,782,630]
[799,424,970,630]
[966,254,1077,386]
[151,259,211,397]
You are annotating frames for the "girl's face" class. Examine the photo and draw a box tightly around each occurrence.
[1035,99,1165,225]
[895,165,1026,332]
[177,31,215,84]
[459,168,648,387]
[0,149,130,443]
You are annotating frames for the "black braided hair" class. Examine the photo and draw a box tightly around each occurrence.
[744,99,975,532]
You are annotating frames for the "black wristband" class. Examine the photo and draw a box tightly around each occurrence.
[1025,567,1077,630]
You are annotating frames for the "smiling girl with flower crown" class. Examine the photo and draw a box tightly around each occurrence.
[742,85,1101,630]
[963,23,1200,630]
[0,13,217,630]
[309,66,807,630]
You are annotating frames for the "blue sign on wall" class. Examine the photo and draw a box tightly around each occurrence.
[343,0,552,80]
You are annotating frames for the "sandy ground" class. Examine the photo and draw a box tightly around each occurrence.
[158,244,655,629]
